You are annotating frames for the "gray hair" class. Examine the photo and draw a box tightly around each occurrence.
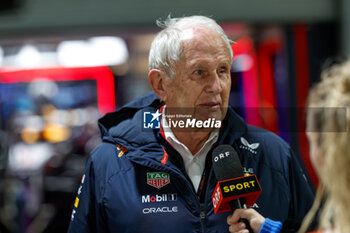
[148,15,233,78]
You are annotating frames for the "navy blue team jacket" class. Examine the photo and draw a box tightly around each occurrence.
[67,92,314,233]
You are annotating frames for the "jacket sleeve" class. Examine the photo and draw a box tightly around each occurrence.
[67,153,108,233]
[259,218,283,233]
[287,148,315,221]
[258,218,301,233]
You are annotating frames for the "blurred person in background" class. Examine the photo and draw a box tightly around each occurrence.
[67,15,314,233]
[227,60,350,233]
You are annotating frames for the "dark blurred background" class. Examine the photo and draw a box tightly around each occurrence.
[0,0,347,232]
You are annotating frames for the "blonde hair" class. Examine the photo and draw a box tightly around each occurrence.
[299,60,350,233]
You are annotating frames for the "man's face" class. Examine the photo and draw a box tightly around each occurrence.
[162,27,232,122]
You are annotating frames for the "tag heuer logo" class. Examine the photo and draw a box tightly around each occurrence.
[147,172,170,189]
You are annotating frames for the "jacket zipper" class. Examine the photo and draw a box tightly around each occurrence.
[159,144,209,232]
[200,167,214,233]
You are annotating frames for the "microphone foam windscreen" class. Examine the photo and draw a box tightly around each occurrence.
[212,145,244,181]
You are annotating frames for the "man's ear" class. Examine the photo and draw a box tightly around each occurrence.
[148,69,168,102]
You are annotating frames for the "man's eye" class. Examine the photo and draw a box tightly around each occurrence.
[194,70,203,75]
[218,68,228,74]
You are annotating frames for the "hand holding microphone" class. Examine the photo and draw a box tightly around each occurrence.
[211,145,262,233]
[227,208,265,233]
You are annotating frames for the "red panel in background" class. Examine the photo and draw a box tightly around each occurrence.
[232,36,283,135]
[233,30,318,188]
[231,37,262,127]
[294,25,318,188]
[0,66,116,115]
[257,39,283,134]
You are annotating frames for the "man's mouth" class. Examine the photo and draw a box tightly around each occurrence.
[198,102,221,109]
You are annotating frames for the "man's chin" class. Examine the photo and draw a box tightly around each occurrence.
[194,111,222,122]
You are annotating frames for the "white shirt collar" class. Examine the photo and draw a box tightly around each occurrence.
[161,106,218,191]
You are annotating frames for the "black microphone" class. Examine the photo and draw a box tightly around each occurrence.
[211,145,262,233]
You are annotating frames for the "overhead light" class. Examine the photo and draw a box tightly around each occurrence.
[17,45,41,68]
[57,40,91,67]
[0,46,3,67]
[57,36,128,67]
[89,36,129,66]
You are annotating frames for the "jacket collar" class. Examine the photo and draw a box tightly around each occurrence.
[98,91,247,155]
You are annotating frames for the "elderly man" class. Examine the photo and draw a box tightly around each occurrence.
[68,15,314,233]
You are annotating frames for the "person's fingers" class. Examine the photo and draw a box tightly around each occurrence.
[227,209,265,233]
[228,222,248,233]
[230,230,249,233]
[227,214,238,225]
[234,208,255,220]
[237,231,249,233]
[227,209,245,225]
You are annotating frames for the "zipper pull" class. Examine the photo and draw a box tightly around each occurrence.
[200,203,206,219]
[200,211,206,219]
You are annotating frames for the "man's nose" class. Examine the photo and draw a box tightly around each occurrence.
[206,72,222,94]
